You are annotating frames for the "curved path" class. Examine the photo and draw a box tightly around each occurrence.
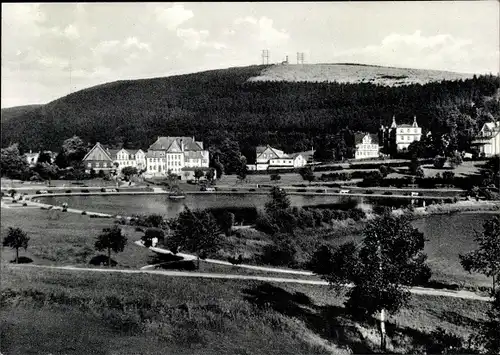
[8,264,492,302]
[135,241,315,276]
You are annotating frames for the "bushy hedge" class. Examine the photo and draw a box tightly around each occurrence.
[358,175,486,189]
[349,159,433,170]
[206,207,259,226]
[312,165,344,172]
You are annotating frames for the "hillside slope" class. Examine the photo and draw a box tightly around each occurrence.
[1,64,498,157]
[248,63,474,86]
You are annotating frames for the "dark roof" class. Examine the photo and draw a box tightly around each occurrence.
[256,146,268,154]
[354,132,379,145]
[148,136,202,152]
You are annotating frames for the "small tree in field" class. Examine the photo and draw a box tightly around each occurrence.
[433,156,446,169]
[3,227,29,263]
[194,168,204,183]
[311,214,429,352]
[205,168,216,183]
[220,211,235,236]
[121,166,138,180]
[167,207,222,268]
[270,173,281,182]
[447,151,463,168]
[265,186,291,214]
[299,166,315,184]
[460,216,500,294]
[94,225,127,267]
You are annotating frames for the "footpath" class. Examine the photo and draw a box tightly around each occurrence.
[8,263,493,302]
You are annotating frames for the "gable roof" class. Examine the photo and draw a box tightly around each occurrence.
[148,136,203,152]
[82,142,114,161]
[354,133,379,145]
[484,121,500,131]
[256,145,287,158]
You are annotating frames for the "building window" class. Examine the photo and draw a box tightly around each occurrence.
[87,163,92,168]
[96,162,100,168]
[103,163,107,168]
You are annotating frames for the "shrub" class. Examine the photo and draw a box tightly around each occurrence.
[297,189,307,192]
[157,260,196,271]
[364,190,374,194]
[315,189,325,193]
[11,200,17,204]
[348,208,366,221]
[228,254,244,265]
[135,227,144,232]
[81,211,87,215]
[433,156,446,169]
[443,171,455,180]
[261,236,298,267]
[142,228,165,247]
[22,202,28,207]
[62,207,68,212]
[81,189,90,193]
[249,188,256,192]
[231,189,238,192]
[383,191,393,195]
[373,205,392,215]
[65,190,72,193]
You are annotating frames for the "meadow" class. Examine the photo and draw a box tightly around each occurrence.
[1,201,494,290]
[0,265,490,355]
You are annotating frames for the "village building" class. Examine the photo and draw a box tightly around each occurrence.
[354,133,380,159]
[24,150,57,167]
[379,115,422,153]
[144,136,211,180]
[247,145,307,171]
[24,150,40,167]
[472,121,500,157]
[82,143,119,174]
[392,116,422,151]
[114,148,146,171]
[82,144,145,174]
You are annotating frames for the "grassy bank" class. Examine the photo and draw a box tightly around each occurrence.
[0,207,153,268]
[1,265,490,355]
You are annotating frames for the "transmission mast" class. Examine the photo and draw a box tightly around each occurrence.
[261,49,270,64]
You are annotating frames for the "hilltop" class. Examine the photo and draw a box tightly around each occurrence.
[1,64,498,158]
[248,63,474,86]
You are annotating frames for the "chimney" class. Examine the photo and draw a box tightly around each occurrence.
[180,139,184,152]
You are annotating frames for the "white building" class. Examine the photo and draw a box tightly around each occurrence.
[472,121,500,157]
[114,148,146,171]
[354,133,380,159]
[144,136,211,180]
[391,116,422,151]
[83,144,145,174]
[24,150,40,167]
[247,145,307,171]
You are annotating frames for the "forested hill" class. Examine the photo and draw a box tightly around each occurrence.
[1,64,499,161]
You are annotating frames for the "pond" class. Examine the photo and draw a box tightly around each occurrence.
[36,193,364,217]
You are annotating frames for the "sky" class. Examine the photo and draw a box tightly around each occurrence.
[1,2,499,108]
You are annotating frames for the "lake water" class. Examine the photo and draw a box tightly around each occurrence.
[36,193,360,217]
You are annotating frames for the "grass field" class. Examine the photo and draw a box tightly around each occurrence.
[247,63,473,86]
[0,265,490,355]
[0,207,153,268]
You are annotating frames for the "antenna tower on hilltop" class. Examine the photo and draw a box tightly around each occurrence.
[261,49,270,64]
[297,52,305,64]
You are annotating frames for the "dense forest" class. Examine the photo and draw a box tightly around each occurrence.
[1,65,499,163]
